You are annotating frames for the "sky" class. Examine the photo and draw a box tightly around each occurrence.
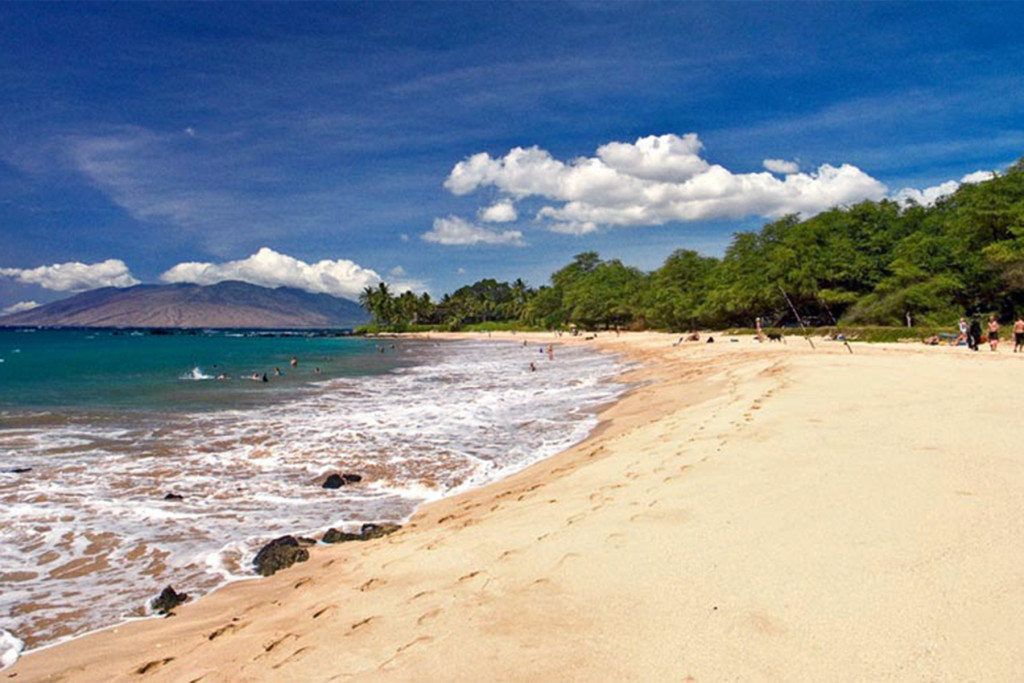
[2,2,1023,311]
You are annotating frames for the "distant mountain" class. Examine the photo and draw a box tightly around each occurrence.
[0,281,369,329]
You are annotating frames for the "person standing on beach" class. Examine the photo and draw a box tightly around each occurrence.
[755,316,765,342]
[957,317,968,346]
[1014,316,1024,353]
[988,316,1001,351]
[988,316,1000,351]
[969,318,982,351]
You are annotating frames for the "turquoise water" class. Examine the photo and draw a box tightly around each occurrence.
[0,329,404,411]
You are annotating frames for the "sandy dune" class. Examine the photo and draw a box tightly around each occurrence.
[9,332,1024,681]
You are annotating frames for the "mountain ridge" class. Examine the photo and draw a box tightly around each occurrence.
[0,281,369,329]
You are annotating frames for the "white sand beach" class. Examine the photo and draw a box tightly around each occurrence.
[9,331,1024,682]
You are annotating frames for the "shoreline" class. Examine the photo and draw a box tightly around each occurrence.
[2,332,634,666]
[9,331,1024,681]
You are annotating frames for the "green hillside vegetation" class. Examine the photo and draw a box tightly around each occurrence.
[361,158,1024,333]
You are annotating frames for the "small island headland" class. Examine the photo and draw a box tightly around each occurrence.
[9,331,1024,681]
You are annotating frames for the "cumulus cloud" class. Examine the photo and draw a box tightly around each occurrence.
[962,170,997,184]
[442,133,888,232]
[0,259,140,292]
[422,216,526,246]
[894,170,997,206]
[478,199,518,223]
[159,247,385,300]
[763,158,800,175]
[2,301,40,315]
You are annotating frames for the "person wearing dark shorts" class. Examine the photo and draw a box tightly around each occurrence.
[1014,316,1024,353]
[988,316,1000,351]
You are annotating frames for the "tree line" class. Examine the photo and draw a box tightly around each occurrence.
[361,158,1024,331]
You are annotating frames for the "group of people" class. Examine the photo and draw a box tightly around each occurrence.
[956,316,1024,352]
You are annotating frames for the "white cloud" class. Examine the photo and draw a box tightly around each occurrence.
[478,199,518,223]
[763,158,800,175]
[2,301,40,315]
[962,170,997,184]
[159,247,384,301]
[894,169,997,206]
[597,133,709,182]
[389,265,407,277]
[442,133,889,231]
[0,259,140,292]
[422,216,526,246]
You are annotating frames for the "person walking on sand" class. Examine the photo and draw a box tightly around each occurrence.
[988,316,1000,351]
[968,317,982,351]
[1014,316,1024,353]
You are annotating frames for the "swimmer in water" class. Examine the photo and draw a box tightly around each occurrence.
[290,356,298,367]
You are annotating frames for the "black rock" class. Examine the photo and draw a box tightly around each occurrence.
[322,474,345,489]
[321,528,363,544]
[321,523,401,544]
[151,585,188,615]
[252,535,310,577]
[7,467,32,474]
[360,523,401,540]
[163,493,184,501]
[342,473,362,483]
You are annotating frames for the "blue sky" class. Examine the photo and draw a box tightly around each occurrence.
[2,2,1023,310]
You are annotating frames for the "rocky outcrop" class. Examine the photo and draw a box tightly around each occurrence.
[151,586,188,615]
[252,536,310,577]
[321,523,400,544]
[322,474,345,489]
[322,472,363,489]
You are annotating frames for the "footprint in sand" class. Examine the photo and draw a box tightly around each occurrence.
[254,633,300,663]
[311,604,336,620]
[407,589,434,603]
[208,620,248,641]
[417,608,442,626]
[348,616,376,632]
[605,532,627,548]
[271,646,312,670]
[379,636,434,670]
[358,577,385,592]
[134,657,175,675]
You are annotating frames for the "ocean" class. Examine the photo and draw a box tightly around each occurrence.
[0,329,626,665]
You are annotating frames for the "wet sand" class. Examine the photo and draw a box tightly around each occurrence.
[9,331,1024,681]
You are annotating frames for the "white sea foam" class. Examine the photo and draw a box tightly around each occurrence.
[0,339,628,653]
[181,366,213,380]
[0,631,23,670]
